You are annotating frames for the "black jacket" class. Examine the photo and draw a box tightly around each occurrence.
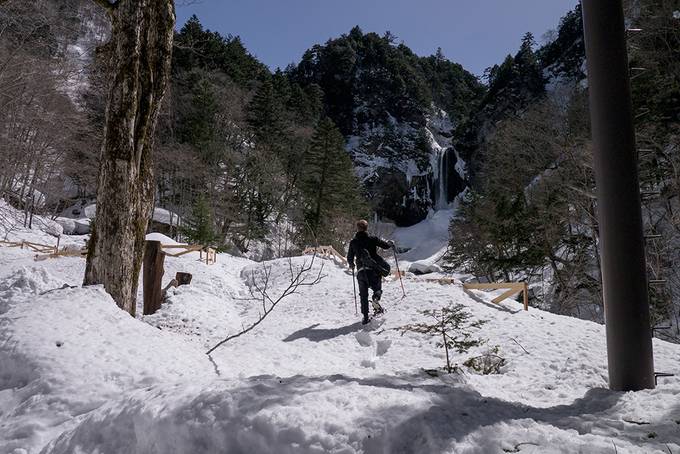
[347,231,391,269]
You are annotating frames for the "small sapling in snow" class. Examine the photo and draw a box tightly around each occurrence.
[397,303,486,374]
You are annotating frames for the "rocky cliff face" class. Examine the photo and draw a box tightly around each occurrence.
[348,106,466,226]
[291,27,483,226]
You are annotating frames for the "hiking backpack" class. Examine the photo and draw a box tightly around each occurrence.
[357,248,391,277]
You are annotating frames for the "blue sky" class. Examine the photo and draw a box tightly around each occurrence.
[176,0,579,77]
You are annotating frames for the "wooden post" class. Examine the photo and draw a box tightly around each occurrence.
[523,282,529,311]
[143,240,165,315]
[56,236,60,253]
[175,272,192,286]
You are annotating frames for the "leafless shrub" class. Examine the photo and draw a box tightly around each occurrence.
[206,254,325,354]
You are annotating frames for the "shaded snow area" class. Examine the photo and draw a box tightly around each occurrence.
[2,226,680,453]
[392,208,458,272]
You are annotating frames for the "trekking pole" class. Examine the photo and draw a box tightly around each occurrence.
[392,243,406,298]
[352,268,358,315]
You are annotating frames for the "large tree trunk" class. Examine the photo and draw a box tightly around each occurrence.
[84,0,175,316]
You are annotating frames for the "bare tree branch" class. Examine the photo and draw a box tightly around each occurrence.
[206,254,325,354]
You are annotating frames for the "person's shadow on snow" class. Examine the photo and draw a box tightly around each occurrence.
[283,322,364,343]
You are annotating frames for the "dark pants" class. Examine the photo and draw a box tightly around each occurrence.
[357,269,382,317]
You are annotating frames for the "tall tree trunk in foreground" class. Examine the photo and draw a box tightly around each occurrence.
[84,0,175,316]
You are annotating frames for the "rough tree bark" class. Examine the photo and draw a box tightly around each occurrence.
[84,0,175,316]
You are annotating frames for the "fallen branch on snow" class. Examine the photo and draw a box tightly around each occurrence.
[509,337,531,355]
[206,254,324,355]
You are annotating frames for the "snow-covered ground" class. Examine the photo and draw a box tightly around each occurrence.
[392,208,455,273]
[1,211,680,453]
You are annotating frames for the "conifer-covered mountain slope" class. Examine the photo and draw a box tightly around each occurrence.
[289,27,485,226]
[455,6,586,183]
[445,6,597,318]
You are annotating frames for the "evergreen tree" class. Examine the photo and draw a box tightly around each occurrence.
[537,5,585,79]
[247,77,287,148]
[448,93,600,317]
[398,304,487,374]
[181,76,218,155]
[300,117,364,245]
[272,69,292,106]
[289,27,482,136]
[182,195,217,246]
[447,191,546,282]
[514,32,545,95]
[173,15,268,88]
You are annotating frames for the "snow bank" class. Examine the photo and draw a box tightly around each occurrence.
[0,201,85,252]
[152,207,182,226]
[83,203,96,219]
[2,217,680,454]
[59,200,93,219]
[0,266,65,303]
[35,217,63,237]
[56,203,180,235]
[392,208,455,266]
[61,202,181,226]
[0,199,62,239]
[408,260,443,275]
[0,261,213,452]
[43,372,456,454]
[73,217,91,234]
[53,217,76,235]
[145,232,182,245]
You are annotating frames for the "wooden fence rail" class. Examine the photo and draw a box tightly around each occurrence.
[0,239,58,254]
[1,238,216,265]
[157,244,216,264]
[160,244,202,257]
[462,282,529,311]
[302,245,348,266]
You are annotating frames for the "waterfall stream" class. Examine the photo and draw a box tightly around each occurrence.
[435,148,449,210]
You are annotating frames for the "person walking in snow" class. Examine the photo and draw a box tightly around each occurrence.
[347,220,394,324]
